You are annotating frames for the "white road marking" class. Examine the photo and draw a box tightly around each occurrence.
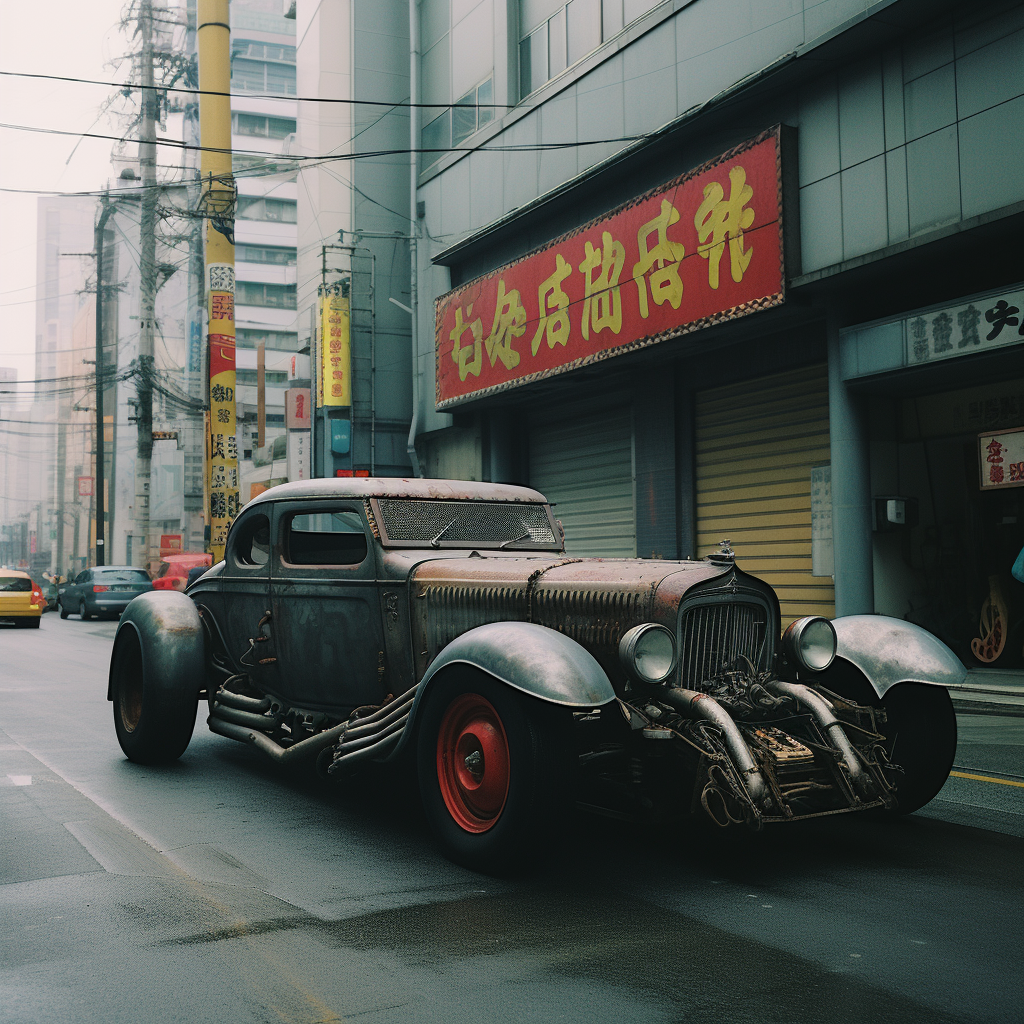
[8,774,31,785]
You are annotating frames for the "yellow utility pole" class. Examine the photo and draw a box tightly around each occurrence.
[197,0,238,563]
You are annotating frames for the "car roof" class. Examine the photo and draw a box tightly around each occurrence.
[245,477,549,508]
[0,569,29,578]
[92,565,147,571]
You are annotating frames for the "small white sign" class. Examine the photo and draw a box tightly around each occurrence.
[907,287,1024,365]
[811,464,834,577]
[979,426,1024,490]
[287,430,310,481]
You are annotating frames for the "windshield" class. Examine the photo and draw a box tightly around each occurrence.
[374,498,560,550]
[96,569,151,583]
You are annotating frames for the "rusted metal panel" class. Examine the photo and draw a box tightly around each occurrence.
[246,477,549,509]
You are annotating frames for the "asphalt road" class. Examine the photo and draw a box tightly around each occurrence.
[2,613,1022,1024]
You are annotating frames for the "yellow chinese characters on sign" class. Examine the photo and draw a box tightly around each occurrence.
[435,128,785,408]
[319,286,351,407]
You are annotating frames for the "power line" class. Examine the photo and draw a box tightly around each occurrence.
[0,68,509,110]
[0,118,651,163]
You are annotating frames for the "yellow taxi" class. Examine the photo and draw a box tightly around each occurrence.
[0,569,45,628]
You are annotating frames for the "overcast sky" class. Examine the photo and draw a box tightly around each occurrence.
[0,0,128,388]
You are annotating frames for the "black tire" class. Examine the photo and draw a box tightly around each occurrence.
[111,627,196,764]
[28,618,40,629]
[815,665,957,814]
[59,600,69,620]
[79,601,91,621]
[417,670,574,875]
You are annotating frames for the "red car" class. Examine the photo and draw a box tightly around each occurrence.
[152,553,212,592]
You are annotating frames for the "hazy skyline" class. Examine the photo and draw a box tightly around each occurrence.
[0,0,129,389]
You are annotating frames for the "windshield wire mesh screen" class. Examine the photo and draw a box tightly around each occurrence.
[377,499,557,546]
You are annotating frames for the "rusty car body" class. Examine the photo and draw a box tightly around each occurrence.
[108,478,962,872]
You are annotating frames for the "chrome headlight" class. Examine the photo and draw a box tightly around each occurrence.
[783,616,837,672]
[619,623,676,684]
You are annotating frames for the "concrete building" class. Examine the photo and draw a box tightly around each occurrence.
[230,0,303,497]
[295,0,413,479]
[403,0,1024,671]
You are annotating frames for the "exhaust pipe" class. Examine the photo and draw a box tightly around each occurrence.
[661,688,771,809]
[765,680,874,799]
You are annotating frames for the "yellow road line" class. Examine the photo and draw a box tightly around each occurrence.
[950,771,1024,789]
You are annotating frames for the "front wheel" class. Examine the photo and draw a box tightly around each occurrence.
[59,600,69,619]
[417,671,574,875]
[111,627,196,764]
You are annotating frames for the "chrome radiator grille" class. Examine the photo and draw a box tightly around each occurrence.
[679,602,770,688]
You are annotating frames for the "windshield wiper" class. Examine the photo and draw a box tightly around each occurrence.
[429,513,464,548]
[499,530,532,550]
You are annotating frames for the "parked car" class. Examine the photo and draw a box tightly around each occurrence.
[59,566,153,620]
[152,553,212,592]
[0,569,45,628]
[107,479,962,873]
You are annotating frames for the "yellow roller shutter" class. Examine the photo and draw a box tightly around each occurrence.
[695,364,834,625]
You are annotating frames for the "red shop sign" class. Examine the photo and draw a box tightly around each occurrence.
[435,127,787,408]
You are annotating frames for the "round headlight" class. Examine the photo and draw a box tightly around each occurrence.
[783,616,837,672]
[619,623,677,684]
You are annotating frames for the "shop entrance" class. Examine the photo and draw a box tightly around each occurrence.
[869,378,1024,667]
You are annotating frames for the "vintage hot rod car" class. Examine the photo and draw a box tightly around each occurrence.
[108,479,963,872]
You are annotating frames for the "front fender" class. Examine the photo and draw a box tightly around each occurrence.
[107,591,205,701]
[383,622,616,763]
[830,614,966,700]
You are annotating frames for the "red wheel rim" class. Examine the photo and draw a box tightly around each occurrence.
[436,693,510,833]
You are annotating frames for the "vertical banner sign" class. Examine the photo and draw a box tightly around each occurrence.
[207,264,239,555]
[198,0,237,562]
[318,284,351,407]
[435,128,786,408]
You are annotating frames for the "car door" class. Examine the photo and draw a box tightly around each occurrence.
[203,506,274,686]
[64,570,89,610]
[270,502,386,715]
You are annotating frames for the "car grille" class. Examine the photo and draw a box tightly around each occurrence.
[679,602,770,688]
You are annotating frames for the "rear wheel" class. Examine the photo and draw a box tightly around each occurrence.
[28,618,40,629]
[79,601,91,621]
[111,627,196,764]
[417,671,573,875]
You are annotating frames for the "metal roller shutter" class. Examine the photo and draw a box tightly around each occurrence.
[695,364,835,625]
[529,406,636,557]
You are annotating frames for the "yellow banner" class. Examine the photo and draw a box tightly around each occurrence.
[208,262,239,560]
[319,286,351,407]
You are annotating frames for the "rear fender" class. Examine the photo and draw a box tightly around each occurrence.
[107,591,205,702]
[385,621,616,761]
[820,614,966,701]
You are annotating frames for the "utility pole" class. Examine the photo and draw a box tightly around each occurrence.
[198,0,238,562]
[94,195,115,566]
[136,0,158,572]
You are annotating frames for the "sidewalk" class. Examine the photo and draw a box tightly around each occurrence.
[948,668,1024,715]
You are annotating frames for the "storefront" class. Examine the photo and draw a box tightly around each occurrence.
[840,283,1024,666]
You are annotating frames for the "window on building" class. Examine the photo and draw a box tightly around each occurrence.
[236,368,290,386]
[236,282,297,309]
[422,108,451,159]
[232,58,297,95]
[236,197,297,223]
[236,245,296,266]
[233,113,297,139]
[520,0,663,98]
[520,0,601,98]
[237,329,299,350]
[232,40,297,63]
[451,78,494,146]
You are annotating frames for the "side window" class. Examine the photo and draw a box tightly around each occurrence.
[231,513,271,568]
[285,511,367,566]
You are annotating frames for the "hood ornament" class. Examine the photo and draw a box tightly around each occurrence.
[706,539,736,565]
